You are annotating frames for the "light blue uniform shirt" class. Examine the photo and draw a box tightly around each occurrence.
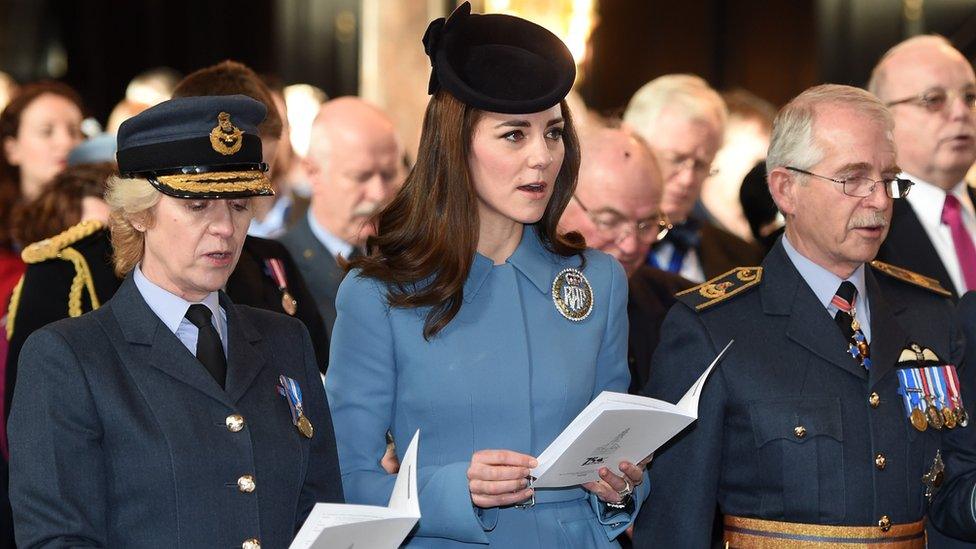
[133,264,228,356]
[782,235,872,342]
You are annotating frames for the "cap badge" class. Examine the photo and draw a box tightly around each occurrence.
[209,111,244,155]
[552,267,593,321]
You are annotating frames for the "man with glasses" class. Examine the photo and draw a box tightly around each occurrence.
[871,35,976,301]
[623,74,763,283]
[635,84,976,547]
[559,126,693,394]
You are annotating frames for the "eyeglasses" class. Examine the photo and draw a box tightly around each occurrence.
[572,195,673,243]
[659,150,719,178]
[885,87,976,113]
[785,167,913,199]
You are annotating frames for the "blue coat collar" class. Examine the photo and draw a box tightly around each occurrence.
[464,226,579,302]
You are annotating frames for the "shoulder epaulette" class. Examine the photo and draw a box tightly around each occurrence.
[675,266,763,311]
[870,260,952,297]
[20,219,105,264]
[16,219,106,321]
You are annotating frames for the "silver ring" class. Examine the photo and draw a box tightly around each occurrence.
[616,479,633,499]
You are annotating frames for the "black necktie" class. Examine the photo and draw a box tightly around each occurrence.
[832,281,871,369]
[185,304,227,388]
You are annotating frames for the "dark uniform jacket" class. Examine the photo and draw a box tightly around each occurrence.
[699,219,766,279]
[6,228,330,418]
[8,276,343,547]
[626,266,694,394]
[279,215,345,335]
[633,240,976,547]
[876,186,976,302]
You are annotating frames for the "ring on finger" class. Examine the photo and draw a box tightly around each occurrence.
[616,478,633,499]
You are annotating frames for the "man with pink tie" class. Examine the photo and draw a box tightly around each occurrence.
[872,35,976,301]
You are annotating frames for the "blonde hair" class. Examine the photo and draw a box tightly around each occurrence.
[766,84,894,176]
[623,74,728,143]
[104,176,161,276]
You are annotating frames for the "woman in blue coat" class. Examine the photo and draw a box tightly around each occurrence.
[325,3,648,547]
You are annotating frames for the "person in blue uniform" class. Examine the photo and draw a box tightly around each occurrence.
[325,3,648,547]
[8,95,343,548]
[633,84,976,547]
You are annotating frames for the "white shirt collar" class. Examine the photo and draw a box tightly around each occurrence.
[307,209,354,260]
[133,264,223,335]
[902,172,975,225]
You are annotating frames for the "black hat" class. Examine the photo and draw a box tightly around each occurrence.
[422,2,576,114]
[116,95,273,199]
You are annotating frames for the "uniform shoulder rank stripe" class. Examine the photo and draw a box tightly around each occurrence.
[675,266,763,311]
[869,260,952,297]
[20,219,105,264]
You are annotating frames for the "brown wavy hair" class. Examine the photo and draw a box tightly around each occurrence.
[10,162,116,245]
[350,91,585,339]
[0,81,85,251]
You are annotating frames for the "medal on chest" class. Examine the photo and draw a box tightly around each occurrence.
[277,374,314,439]
[895,343,967,432]
[551,268,593,321]
[264,258,298,316]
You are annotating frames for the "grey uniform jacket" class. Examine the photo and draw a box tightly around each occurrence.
[8,275,343,548]
[633,240,976,547]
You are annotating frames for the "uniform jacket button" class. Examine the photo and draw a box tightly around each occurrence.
[875,453,887,470]
[878,515,891,532]
[226,414,245,432]
[242,538,261,549]
[793,425,807,439]
[238,474,256,493]
[869,392,880,408]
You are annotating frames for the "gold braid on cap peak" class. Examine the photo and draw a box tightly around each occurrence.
[155,170,272,194]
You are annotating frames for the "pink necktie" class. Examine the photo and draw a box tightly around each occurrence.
[941,193,976,291]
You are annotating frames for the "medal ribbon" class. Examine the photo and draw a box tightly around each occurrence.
[910,369,926,414]
[896,369,916,417]
[930,367,950,409]
[276,374,305,426]
[264,258,289,292]
[923,367,945,410]
[945,365,965,407]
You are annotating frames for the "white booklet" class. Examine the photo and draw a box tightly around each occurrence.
[530,340,733,488]
[289,430,421,549]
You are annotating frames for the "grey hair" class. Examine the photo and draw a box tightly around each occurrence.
[766,84,894,176]
[868,34,955,100]
[622,74,728,144]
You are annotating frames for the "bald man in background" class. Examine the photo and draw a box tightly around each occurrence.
[872,36,976,302]
[279,97,402,333]
[559,126,693,394]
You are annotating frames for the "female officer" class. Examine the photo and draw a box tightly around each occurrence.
[326,4,647,547]
[8,95,342,548]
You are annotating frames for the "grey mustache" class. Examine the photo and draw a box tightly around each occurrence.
[848,213,889,229]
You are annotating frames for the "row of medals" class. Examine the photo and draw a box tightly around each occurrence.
[849,316,969,432]
[910,394,968,432]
